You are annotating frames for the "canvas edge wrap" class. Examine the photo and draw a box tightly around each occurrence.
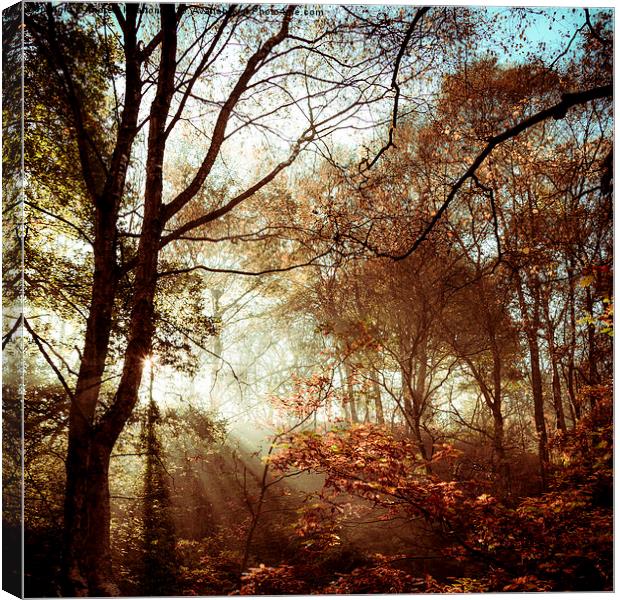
[2,1,25,597]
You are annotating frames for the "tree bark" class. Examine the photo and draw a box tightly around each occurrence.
[550,355,567,431]
[63,249,119,595]
[338,364,351,422]
[485,295,510,487]
[565,263,580,424]
[402,365,431,471]
[585,287,600,390]
[63,433,115,595]
[528,328,549,490]
[464,355,509,491]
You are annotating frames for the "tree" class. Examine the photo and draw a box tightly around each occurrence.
[267,387,612,592]
[406,55,612,490]
[139,361,178,595]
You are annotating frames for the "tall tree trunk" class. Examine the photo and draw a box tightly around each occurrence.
[565,263,580,423]
[344,360,359,423]
[516,277,549,491]
[338,364,351,422]
[566,361,580,422]
[526,302,549,490]
[141,370,178,595]
[63,262,118,595]
[585,287,600,390]
[529,329,549,490]
[411,406,431,473]
[65,226,161,597]
[363,398,370,422]
[64,428,115,595]
[82,442,114,594]
[542,300,567,432]
[465,354,509,492]
[64,246,156,595]
[491,407,509,492]
[550,357,567,431]
[401,370,414,435]
[372,378,385,425]
[487,307,510,487]
[402,367,430,472]
[413,339,432,470]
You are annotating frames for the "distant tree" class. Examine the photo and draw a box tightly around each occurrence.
[139,364,178,595]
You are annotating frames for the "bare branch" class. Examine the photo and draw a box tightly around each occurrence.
[161,127,314,245]
[2,315,22,350]
[584,8,611,48]
[470,174,502,267]
[370,83,612,261]
[360,7,430,171]
[26,201,93,245]
[157,248,331,278]
[162,6,296,223]
[23,318,75,403]
[164,7,236,137]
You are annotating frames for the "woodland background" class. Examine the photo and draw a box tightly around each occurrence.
[1,2,613,596]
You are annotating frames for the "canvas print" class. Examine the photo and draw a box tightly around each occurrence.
[1,1,613,596]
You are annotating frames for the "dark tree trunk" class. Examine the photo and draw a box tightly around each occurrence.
[63,432,115,595]
[402,367,431,472]
[585,287,600,389]
[401,373,414,434]
[82,443,114,594]
[372,379,385,425]
[526,315,549,490]
[488,311,510,487]
[63,233,161,597]
[414,340,432,471]
[141,378,178,595]
[565,263,580,424]
[338,364,351,422]
[412,408,431,473]
[52,4,299,594]
[543,300,567,432]
[566,360,580,422]
[63,262,118,595]
[491,408,510,491]
[516,277,549,491]
[344,360,359,423]
[466,356,509,492]
[551,358,567,431]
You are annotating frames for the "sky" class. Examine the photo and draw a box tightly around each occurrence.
[483,6,608,66]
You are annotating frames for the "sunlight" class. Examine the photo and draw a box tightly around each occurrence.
[143,354,157,372]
